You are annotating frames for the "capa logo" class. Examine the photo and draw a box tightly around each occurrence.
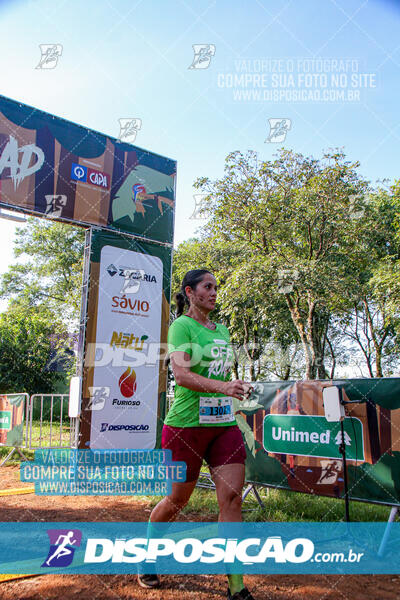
[119,367,137,398]
[100,423,149,432]
[42,529,82,568]
[88,168,109,188]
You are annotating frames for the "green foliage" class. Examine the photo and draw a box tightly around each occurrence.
[0,306,70,394]
[193,148,400,379]
[0,217,84,322]
[0,218,84,393]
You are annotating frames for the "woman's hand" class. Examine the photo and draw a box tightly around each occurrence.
[222,380,253,401]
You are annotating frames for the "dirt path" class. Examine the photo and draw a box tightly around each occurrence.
[1,466,399,600]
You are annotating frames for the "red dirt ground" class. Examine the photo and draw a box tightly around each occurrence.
[1,466,399,600]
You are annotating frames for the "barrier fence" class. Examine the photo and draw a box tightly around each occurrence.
[28,394,78,450]
[0,393,79,465]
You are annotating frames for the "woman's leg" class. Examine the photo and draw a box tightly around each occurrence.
[149,478,198,522]
[211,463,247,597]
[211,462,245,521]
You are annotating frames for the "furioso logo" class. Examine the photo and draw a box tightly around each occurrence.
[119,367,137,398]
[0,135,45,189]
[42,529,82,568]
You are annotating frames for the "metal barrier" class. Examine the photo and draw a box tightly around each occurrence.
[27,394,79,449]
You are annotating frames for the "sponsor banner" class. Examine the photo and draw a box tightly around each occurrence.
[237,379,400,506]
[80,229,172,451]
[263,414,364,461]
[0,394,25,446]
[89,245,163,449]
[0,94,176,243]
[0,522,399,574]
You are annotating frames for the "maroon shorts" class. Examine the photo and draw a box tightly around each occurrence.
[161,424,247,483]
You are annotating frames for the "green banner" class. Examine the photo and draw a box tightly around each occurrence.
[263,414,364,461]
[0,411,11,430]
[237,379,400,506]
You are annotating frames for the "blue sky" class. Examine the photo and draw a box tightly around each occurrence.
[0,0,400,285]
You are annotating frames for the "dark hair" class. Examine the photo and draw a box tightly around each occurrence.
[175,269,212,317]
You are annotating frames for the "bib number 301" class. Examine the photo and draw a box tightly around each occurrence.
[199,396,234,424]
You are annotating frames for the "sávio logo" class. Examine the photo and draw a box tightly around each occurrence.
[70,162,110,188]
[100,423,149,432]
[111,296,150,313]
[119,367,137,398]
[42,529,82,568]
[0,135,45,189]
[132,183,146,202]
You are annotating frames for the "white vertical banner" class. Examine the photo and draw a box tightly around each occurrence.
[90,245,163,449]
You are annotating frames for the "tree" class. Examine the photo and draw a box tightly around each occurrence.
[0,217,85,324]
[195,149,371,379]
[339,187,400,377]
[0,306,71,394]
[0,218,84,392]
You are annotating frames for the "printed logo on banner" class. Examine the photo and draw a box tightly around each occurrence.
[111,296,150,315]
[0,135,45,189]
[87,168,110,189]
[132,183,146,203]
[110,332,148,350]
[70,163,110,189]
[42,529,82,567]
[100,423,149,432]
[87,387,110,411]
[112,397,141,409]
[0,411,11,430]
[119,367,137,398]
[106,264,118,277]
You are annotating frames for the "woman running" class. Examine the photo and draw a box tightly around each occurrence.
[138,269,255,600]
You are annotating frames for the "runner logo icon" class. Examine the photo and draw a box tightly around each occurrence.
[42,529,82,568]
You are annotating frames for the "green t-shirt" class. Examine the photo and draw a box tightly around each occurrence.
[165,315,236,428]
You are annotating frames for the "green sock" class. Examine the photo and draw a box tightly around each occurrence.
[227,574,244,595]
[142,517,165,575]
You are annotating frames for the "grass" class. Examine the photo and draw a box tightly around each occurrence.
[145,480,393,523]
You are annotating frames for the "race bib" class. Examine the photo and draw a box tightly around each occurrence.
[199,396,234,424]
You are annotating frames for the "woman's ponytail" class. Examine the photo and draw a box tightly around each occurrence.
[175,291,188,317]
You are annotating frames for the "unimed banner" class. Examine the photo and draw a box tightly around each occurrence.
[238,379,400,506]
[79,230,172,450]
[0,94,176,244]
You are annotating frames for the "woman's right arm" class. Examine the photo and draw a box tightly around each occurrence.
[170,351,247,400]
